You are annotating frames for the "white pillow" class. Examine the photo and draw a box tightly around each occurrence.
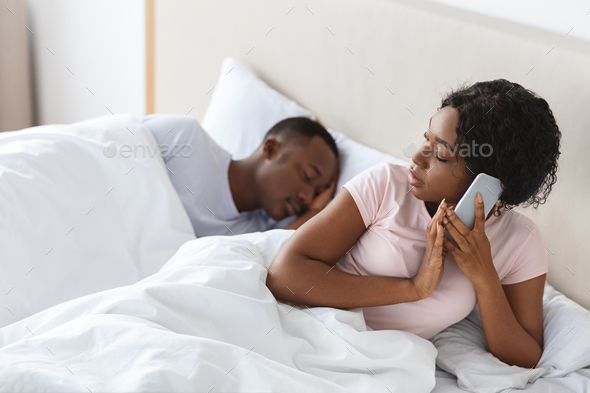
[430,282,590,392]
[202,57,316,160]
[202,57,409,193]
[329,129,409,192]
[538,282,590,377]
[0,114,195,327]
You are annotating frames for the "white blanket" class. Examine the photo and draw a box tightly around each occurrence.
[0,230,437,392]
[0,114,195,327]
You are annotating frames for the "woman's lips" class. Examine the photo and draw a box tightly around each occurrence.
[408,169,426,186]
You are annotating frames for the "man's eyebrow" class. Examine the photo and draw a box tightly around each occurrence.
[311,164,322,177]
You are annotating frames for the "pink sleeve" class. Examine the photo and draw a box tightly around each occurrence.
[500,223,549,285]
[342,163,390,228]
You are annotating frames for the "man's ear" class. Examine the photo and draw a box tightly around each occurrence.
[262,137,280,160]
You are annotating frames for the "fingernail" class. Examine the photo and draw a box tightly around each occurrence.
[446,208,453,216]
[439,198,446,208]
[443,217,449,224]
[477,192,483,203]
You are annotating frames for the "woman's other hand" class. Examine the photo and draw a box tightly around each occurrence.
[411,198,447,300]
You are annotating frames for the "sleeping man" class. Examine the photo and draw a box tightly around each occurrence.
[141,114,339,237]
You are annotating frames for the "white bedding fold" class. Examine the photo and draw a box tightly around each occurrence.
[0,230,437,392]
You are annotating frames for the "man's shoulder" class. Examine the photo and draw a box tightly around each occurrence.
[141,114,227,155]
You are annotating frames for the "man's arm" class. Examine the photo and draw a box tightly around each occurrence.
[267,188,421,308]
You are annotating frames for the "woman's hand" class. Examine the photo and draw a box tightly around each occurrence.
[411,198,447,300]
[441,192,496,286]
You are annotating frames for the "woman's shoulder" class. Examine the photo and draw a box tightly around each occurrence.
[357,161,411,180]
[491,207,540,235]
[488,208,545,256]
[347,162,411,192]
[490,208,548,285]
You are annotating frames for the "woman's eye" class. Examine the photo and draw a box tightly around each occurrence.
[425,131,447,162]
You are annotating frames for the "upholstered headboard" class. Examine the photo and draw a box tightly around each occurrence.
[150,0,590,309]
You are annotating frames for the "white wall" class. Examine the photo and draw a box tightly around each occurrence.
[25,0,588,126]
[26,0,145,125]
[429,0,590,42]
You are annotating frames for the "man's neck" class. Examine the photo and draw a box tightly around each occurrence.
[228,158,260,213]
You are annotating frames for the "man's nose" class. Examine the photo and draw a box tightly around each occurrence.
[297,185,315,206]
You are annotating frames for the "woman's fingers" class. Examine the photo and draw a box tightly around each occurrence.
[443,236,456,254]
[473,192,486,233]
[432,222,444,265]
[428,199,446,250]
[444,206,470,239]
[443,218,467,250]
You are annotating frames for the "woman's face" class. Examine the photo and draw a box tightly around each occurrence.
[409,106,471,207]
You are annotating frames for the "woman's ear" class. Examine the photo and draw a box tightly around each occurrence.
[486,201,502,220]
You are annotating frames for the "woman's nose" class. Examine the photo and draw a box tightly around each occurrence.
[412,143,429,168]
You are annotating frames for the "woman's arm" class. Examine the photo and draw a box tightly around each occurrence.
[266,188,421,308]
[473,274,545,368]
[441,194,544,368]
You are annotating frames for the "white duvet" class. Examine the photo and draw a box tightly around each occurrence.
[0,113,195,327]
[0,230,437,392]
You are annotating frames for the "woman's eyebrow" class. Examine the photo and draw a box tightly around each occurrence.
[428,116,456,154]
[434,136,456,154]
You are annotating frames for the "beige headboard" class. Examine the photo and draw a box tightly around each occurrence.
[151,0,590,309]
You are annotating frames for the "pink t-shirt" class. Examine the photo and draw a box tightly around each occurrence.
[336,163,548,340]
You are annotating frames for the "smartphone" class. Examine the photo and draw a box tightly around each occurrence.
[444,173,503,247]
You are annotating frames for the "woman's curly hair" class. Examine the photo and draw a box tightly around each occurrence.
[440,79,561,216]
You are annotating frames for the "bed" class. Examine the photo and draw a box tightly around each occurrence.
[1,0,590,391]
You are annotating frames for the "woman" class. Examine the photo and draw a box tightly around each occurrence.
[266,79,561,369]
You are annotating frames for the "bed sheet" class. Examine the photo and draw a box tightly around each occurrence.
[433,367,590,392]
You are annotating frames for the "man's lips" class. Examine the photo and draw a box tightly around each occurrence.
[408,168,426,186]
[286,198,301,216]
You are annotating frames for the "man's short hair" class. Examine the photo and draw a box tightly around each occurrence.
[263,117,339,158]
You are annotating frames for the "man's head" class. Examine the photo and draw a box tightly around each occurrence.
[253,117,339,221]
